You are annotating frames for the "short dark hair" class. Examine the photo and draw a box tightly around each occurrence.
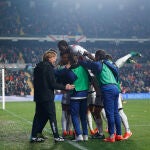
[105,54,113,61]
[57,40,68,49]
[60,52,77,65]
[95,49,107,60]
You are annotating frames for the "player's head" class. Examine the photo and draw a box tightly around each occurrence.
[105,54,113,61]
[43,49,57,65]
[95,49,107,61]
[57,40,69,53]
[60,52,70,65]
[69,53,78,65]
[60,51,77,65]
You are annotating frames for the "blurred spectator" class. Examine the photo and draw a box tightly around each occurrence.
[119,64,150,93]
[4,69,31,96]
[0,0,149,94]
[0,0,150,38]
[0,42,149,94]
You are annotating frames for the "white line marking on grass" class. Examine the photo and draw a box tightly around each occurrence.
[4,109,89,150]
[5,109,32,125]
[130,124,150,127]
[67,141,88,150]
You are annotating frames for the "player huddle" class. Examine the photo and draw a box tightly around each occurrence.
[55,40,141,142]
[31,40,141,143]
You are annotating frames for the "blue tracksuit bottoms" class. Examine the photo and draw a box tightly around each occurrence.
[101,84,122,135]
[70,98,88,136]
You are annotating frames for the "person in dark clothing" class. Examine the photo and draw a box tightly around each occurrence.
[30,49,74,143]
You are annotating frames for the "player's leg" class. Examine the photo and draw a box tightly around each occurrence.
[119,109,132,139]
[91,95,105,139]
[118,93,132,139]
[92,106,105,138]
[61,92,70,137]
[87,105,95,135]
[79,98,88,141]
[63,92,74,136]
[87,92,96,135]
[43,101,64,142]
[101,108,108,132]
[66,111,74,136]
[115,52,142,68]
[61,104,68,137]
[103,85,122,142]
[70,99,83,141]
[115,54,133,68]
[30,102,47,142]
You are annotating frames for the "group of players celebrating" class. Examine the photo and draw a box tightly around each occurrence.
[56,40,141,142]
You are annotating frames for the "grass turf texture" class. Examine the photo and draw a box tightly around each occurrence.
[0,100,150,150]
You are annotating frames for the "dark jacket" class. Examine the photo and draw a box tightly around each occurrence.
[34,61,65,103]
[55,67,77,85]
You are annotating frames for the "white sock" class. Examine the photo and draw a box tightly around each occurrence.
[67,114,73,131]
[101,108,108,130]
[95,118,103,135]
[61,110,67,131]
[115,54,132,68]
[119,109,130,132]
[101,108,107,123]
[87,111,94,131]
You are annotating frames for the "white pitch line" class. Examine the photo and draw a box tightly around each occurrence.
[4,109,32,125]
[67,141,88,150]
[130,124,150,127]
[4,109,89,150]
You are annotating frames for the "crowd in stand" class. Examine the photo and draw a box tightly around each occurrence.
[0,1,149,95]
[120,64,150,93]
[4,69,31,96]
[0,44,149,64]
[2,63,149,95]
[0,46,19,63]
[0,43,149,95]
[0,0,150,38]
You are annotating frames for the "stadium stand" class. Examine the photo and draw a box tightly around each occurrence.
[0,0,149,95]
[0,0,150,38]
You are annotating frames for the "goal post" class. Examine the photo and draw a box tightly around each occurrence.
[0,68,5,110]
[0,64,34,110]
[2,68,5,110]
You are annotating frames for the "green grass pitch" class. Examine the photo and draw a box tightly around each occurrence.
[0,100,150,150]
